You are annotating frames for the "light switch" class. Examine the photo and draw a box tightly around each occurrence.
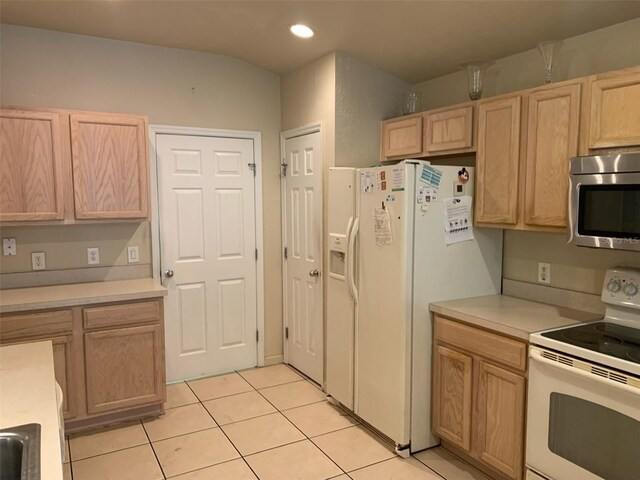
[3,238,16,256]
[127,246,140,263]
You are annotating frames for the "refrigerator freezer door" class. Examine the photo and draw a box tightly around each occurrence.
[326,168,357,409]
[355,163,415,446]
[409,164,503,452]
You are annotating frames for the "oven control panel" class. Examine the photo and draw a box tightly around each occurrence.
[602,268,640,309]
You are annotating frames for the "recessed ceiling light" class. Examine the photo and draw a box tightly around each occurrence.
[290,24,314,39]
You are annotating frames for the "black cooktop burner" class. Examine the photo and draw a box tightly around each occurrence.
[542,322,640,365]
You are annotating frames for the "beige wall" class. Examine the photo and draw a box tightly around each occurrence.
[0,24,283,361]
[414,18,640,295]
[414,17,640,109]
[335,52,409,167]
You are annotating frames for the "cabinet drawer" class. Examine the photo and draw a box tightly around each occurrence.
[0,309,73,342]
[83,300,161,330]
[434,315,527,371]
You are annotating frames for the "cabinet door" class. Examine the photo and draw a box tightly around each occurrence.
[424,104,473,153]
[589,71,640,148]
[432,344,473,451]
[475,96,521,225]
[381,115,423,158]
[0,109,66,221]
[475,361,525,480]
[524,83,581,228]
[70,113,149,219]
[84,324,164,414]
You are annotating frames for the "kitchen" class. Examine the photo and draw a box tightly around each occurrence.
[0,2,639,480]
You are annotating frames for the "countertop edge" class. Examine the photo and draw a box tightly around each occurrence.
[430,303,531,341]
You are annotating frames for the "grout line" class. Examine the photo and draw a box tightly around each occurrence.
[254,383,347,476]
[197,389,260,479]
[139,420,169,480]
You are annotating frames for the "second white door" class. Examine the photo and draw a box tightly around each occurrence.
[157,134,257,382]
[283,130,323,384]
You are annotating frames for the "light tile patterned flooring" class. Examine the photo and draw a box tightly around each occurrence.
[64,364,491,480]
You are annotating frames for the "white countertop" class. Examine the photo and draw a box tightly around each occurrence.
[0,278,167,313]
[0,341,63,480]
[430,294,602,341]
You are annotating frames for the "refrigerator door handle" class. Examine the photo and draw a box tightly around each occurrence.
[344,216,354,296]
[347,217,359,304]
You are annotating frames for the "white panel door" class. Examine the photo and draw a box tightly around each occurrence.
[157,134,257,382]
[283,131,323,384]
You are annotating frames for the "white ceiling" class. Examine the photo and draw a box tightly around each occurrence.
[1,1,639,83]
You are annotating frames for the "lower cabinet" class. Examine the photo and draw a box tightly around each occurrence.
[85,324,164,414]
[0,297,165,433]
[433,315,527,480]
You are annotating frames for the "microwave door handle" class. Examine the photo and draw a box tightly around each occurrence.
[347,217,359,304]
[530,348,640,397]
[344,216,354,299]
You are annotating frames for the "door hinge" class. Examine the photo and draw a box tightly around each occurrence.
[248,163,256,176]
[284,246,288,260]
[285,327,289,339]
[256,330,259,342]
[255,248,258,261]
[281,160,288,177]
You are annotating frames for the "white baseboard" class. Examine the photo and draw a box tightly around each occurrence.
[265,354,284,366]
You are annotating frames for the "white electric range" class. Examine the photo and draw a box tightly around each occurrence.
[526,268,640,480]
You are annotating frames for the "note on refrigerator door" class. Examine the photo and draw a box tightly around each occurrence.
[373,207,392,246]
[443,196,474,245]
[419,165,443,189]
[391,167,405,191]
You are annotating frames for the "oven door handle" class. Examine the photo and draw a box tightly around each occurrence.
[530,347,640,397]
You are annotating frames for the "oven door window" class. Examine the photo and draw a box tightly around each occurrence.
[548,393,640,480]
[578,184,640,238]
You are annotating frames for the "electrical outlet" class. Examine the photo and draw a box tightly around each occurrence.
[538,262,551,284]
[31,252,46,270]
[127,246,140,264]
[87,247,100,265]
[3,238,16,256]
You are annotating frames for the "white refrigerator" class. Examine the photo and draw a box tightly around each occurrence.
[326,160,503,455]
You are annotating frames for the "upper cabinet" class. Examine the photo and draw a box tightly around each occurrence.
[70,114,149,219]
[474,95,521,226]
[424,103,474,154]
[0,107,150,225]
[588,69,640,149]
[381,103,474,160]
[381,114,423,158]
[0,110,68,221]
[474,81,583,230]
[524,83,581,228]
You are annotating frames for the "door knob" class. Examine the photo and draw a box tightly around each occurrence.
[164,269,174,278]
[309,269,320,278]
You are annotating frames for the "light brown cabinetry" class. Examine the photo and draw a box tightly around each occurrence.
[0,297,165,433]
[381,103,474,159]
[524,83,581,227]
[0,110,68,221]
[424,104,474,154]
[70,113,149,219]
[381,114,423,158]
[588,69,640,149]
[474,80,583,231]
[433,315,527,480]
[85,324,164,414]
[474,95,522,226]
[0,106,150,224]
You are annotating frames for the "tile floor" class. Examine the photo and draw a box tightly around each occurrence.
[64,364,491,480]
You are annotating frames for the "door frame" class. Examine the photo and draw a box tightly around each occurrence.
[280,123,323,370]
[149,124,265,368]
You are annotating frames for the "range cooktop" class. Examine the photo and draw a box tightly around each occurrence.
[541,322,640,365]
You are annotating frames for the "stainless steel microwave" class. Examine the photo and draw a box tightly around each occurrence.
[568,153,640,252]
